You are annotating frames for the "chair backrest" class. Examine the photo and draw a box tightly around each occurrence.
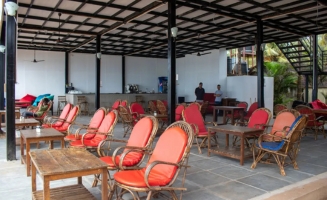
[247,108,272,129]
[237,101,248,110]
[130,102,145,115]
[175,104,185,121]
[54,103,72,126]
[182,104,206,133]
[271,109,300,134]
[188,102,201,111]
[88,107,107,130]
[287,115,307,143]
[157,100,167,114]
[274,104,287,116]
[118,105,134,123]
[162,100,168,108]
[148,100,158,113]
[245,102,258,117]
[126,116,158,149]
[61,105,80,129]
[120,100,128,107]
[146,121,194,185]
[91,110,119,143]
[111,99,121,110]
[200,101,209,115]
[38,101,53,119]
[295,105,317,126]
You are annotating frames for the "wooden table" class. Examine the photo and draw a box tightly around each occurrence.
[313,109,327,115]
[208,125,264,165]
[30,148,108,200]
[21,128,65,176]
[212,106,245,124]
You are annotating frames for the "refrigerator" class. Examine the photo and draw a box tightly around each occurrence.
[158,77,168,93]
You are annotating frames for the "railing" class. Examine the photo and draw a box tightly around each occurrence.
[300,37,325,72]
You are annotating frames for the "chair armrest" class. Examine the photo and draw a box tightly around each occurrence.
[96,138,128,157]
[257,134,285,148]
[205,121,218,126]
[144,160,187,190]
[113,146,150,170]
[189,123,199,135]
[81,132,112,145]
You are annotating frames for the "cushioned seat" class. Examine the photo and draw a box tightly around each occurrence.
[53,105,80,135]
[100,152,143,167]
[42,103,72,128]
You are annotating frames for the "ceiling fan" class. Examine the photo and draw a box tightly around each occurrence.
[196,52,211,56]
[30,49,44,63]
[56,13,69,45]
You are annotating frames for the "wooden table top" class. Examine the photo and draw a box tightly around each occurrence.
[15,118,39,125]
[30,148,107,176]
[208,125,264,136]
[21,128,64,139]
[212,106,245,110]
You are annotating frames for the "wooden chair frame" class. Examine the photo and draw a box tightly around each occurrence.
[148,100,158,114]
[118,105,136,137]
[93,116,159,190]
[53,105,80,136]
[251,116,307,176]
[109,121,194,200]
[274,104,287,116]
[226,101,248,124]
[295,105,325,140]
[188,102,201,110]
[43,103,72,127]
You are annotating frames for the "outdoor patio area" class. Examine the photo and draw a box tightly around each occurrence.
[1,114,327,200]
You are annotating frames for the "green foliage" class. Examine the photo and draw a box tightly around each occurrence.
[264,62,298,105]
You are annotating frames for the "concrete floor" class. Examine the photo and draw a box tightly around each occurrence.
[1,114,327,200]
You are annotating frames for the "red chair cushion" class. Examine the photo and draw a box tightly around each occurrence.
[20,94,37,102]
[100,152,144,167]
[130,103,145,116]
[183,105,206,133]
[244,102,258,119]
[248,109,269,129]
[311,100,327,109]
[175,105,184,121]
[65,134,80,141]
[114,126,187,187]
[270,112,296,137]
[112,100,120,110]
[57,106,79,131]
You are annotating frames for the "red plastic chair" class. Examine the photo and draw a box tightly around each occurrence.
[53,105,80,135]
[69,110,118,151]
[92,116,158,188]
[175,104,185,121]
[130,102,145,121]
[109,121,194,200]
[226,101,248,124]
[64,107,106,142]
[182,103,218,154]
[244,102,258,122]
[296,105,325,140]
[43,103,72,128]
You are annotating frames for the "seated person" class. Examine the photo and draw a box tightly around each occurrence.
[22,98,50,118]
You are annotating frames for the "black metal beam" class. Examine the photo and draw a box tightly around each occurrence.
[122,56,125,94]
[305,75,309,103]
[6,0,17,160]
[312,35,318,101]
[168,0,176,124]
[0,22,5,111]
[65,52,69,93]
[95,35,101,110]
[256,19,264,108]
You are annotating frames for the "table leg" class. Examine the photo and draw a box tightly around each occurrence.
[32,161,36,192]
[26,140,31,176]
[20,135,24,164]
[61,138,65,148]
[101,168,108,200]
[240,135,244,165]
[78,176,82,184]
[213,108,217,122]
[43,177,50,200]
[231,110,235,125]
[226,134,229,147]
[50,141,54,149]
[223,110,226,124]
[208,129,211,157]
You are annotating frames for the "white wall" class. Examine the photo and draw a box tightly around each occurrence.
[176,49,227,102]
[125,56,167,92]
[226,76,274,113]
[16,50,65,111]
[69,53,122,93]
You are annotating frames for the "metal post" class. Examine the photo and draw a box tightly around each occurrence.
[122,56,125,94]
[168,0,176,124]
[312,34,318,101]
[0,22,5,111]
[6,0,17,160]
[65,52,69,93]
[95,35,101,109]
[305,75,309,102]
[256,19,264,108]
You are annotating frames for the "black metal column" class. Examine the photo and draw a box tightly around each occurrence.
[65,52,69,93]
[312,35,318,101]
[95,35,101,109]
[0,22,5,111]
[6,0,17,160]
[305,75,309,102]
[122,56,125,94]
[256,19,264,108]
[168,0,176,124]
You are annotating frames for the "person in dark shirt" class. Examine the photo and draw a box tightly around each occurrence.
[195,82,205,102]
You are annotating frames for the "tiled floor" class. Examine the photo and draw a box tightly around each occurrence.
[1,114,327,200]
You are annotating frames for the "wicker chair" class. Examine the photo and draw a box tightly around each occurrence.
[148,100,158,114]
[251,115,307,176]
[69,110,118,152]
[226,101,248,124]
[109,99,121,111]
[109,121,194,200]
[295,105,325,140]
[64,107,106,142]
[43,103,72,128]
[118,105,137,137]
[129,102,146,121]
[175,104,185,121]
[274,104,287,116]
[121,100,128,108]
[188,102,201,111]
[243,102,258,122]
[93,116,158,189]
[52,105,80,136]
[157,100,167,115]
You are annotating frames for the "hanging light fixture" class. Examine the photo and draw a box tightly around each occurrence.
[4,2,19,16]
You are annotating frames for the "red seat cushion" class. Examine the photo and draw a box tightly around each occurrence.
[114,126,187,187]
[175,105,184,121]
[65,134,80,141]
[100,152,144,167]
